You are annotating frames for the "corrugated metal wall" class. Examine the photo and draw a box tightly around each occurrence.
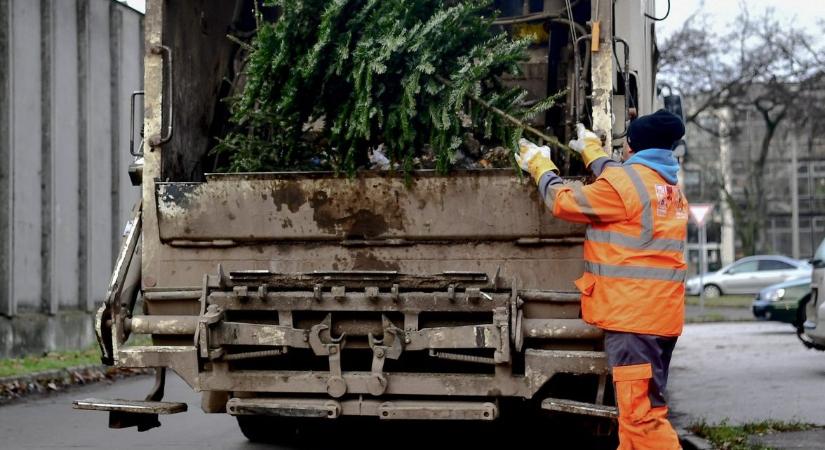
[0,0,143,321]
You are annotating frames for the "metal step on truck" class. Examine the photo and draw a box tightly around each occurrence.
[74,0,664,443]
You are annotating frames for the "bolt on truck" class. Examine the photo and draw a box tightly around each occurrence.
[74,0,670,442]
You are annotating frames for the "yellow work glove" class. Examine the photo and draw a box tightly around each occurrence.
[568,123,608,167]
[516,138,558,184]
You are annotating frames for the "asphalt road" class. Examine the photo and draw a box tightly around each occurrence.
[5,321,822,449]
[0,374,253,450]
[0,370,613,449]
[669,321,825,427]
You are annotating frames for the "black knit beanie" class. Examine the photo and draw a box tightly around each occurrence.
[626,109,685,151]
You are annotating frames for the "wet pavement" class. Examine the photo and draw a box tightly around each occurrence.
[669,322,825,427]
[4,320,824,449]
[0,371,615,449]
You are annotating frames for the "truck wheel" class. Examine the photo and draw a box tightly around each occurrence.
[236,415,299,444]
[794,293,811,330]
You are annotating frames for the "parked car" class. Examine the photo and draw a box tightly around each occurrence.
[799,238,825,350]
[752,277,810,324]
[686,255,811,298]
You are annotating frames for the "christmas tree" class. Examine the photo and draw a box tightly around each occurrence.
[215,0,565,174]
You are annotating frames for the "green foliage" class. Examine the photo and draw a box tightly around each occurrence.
[684,295,755,308]
[0,347,100,378]
[690,419,818,450]
[215,0,559,174]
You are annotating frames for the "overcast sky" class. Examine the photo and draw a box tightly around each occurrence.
[125,0,144,12]
[654,0,824,42]
[125,0,823,35]
[122,0,823,49]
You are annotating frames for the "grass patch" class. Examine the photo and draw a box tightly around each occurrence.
[686,295,754,308]
[0,347,101,378]
[0,335,155,378]
[685,313,730,324]
[690,419,817,450]
[122,334,152,348]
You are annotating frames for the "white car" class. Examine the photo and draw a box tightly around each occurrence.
[686,255,812,298]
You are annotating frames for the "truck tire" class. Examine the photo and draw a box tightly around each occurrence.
[236,415,299,444]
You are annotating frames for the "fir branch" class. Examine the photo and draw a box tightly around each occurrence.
[216,0,565,174]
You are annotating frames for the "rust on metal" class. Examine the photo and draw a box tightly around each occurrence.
[73,398,187,415]
[590,0,614,147]
[155,171,584,243]
[227,398,340,418]
[522,319,604,340]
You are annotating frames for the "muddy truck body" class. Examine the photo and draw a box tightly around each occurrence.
[75,0,668,439]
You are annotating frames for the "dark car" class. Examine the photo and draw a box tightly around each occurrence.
[752,277,811,324]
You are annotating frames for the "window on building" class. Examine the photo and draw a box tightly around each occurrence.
[758,259,795,271]
[684,171,701,187]
[773,217,791,229]
[799,179,810,197]
[814,176,825,198]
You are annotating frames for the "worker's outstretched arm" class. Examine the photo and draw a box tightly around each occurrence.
[518,135,627,224]
[537,172,627,224]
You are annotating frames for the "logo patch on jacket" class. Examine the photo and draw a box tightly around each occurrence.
[655,185,688,219]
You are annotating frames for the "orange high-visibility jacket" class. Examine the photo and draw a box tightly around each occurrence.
[545,164,688,336]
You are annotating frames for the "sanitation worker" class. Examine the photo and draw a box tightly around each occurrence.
[517,109,687,449]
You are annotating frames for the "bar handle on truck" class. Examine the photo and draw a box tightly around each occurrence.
[130,91,144,156]
[148,45,173,148]
[612,37,631,140]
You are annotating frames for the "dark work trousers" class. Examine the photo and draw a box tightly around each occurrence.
[605,330,677,407]
[605,330,681,450]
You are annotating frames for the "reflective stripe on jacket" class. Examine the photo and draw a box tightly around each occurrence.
[545,164,688,336]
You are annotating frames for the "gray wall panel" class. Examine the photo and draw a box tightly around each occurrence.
[117,9,142,236]
[10,0,43,312]
[0,0,11,317]
[0,0,142,355]
[85,0,113,310]
[51,0,81,310]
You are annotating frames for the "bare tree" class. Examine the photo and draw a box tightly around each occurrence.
[659,7,825,255]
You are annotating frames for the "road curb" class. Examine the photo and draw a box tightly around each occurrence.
[677,427,714,450]
[0,364,149,405]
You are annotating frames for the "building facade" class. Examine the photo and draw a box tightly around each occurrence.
[682,100,825,274]
[0,0,143,357]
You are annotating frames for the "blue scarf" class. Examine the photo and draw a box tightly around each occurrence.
[625,148,680,185]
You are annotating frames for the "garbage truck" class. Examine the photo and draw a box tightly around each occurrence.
[74,0,669,442]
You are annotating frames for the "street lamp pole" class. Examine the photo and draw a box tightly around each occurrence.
[791,134,800,259]
[699,221,707,315]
